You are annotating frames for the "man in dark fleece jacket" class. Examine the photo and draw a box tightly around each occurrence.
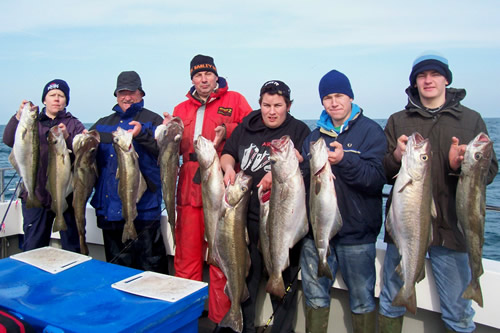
[378,52,497,333]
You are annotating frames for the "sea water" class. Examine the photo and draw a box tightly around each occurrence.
[1,120,499,260]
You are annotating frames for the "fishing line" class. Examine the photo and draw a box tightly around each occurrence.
[0,178,22,232]
[0,171,18,197]
[262,266,301,332]
[109,207,167,264]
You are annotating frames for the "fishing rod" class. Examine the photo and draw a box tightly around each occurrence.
[0,177,22,232]
[262,266,301,332]
[0,172,17,198]
[109,206,167,264]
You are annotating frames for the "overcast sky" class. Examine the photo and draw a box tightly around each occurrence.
[1,0,499,124]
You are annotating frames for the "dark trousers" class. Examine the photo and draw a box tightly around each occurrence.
[21,198,80,253]
[101,219,169,274]
[242,216,300,333]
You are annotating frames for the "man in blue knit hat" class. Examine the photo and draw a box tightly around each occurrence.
[378,52,498,332]
[299,69,387,332]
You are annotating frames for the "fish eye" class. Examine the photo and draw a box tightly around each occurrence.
[241,186,248,192]
[420,154,428,161]
[474,152,482,160]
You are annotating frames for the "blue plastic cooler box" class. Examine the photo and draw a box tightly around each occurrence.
[0,257,208,332]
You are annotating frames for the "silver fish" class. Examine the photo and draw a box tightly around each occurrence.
[258,187,272,276]
[47,125,73,233]
[457,132,493,307]
[72,130,100,255]
[194,135,225,266]
[155,117,184,248]
[309,137,343,280]
[112,127,147,243]
[215,171,252,333]
[266,135,309,298]
[385,132,435,314]
[9,102,41,208]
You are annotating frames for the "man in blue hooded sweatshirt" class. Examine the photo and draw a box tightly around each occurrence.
[300,69,387,333]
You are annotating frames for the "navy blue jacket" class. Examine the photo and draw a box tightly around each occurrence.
[90,101,163,227]
[301,109,387,245]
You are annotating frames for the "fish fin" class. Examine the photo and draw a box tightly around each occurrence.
[116,167,120,180]
[318,259,334,280]
[416,266,426,283]
[266,274,286,298]
[8,151,19,173]
[392,285,417,315]
[121,222,138,243]
[52,215,68,232]
[395,263,403,280]
[397,179,412,193]
[430,198,437,219]
[136,173,147,203]
[462,281,483,307]
[314,178,322,195]
[219,309,243,333]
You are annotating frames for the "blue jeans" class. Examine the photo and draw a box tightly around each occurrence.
[300,237,377,314]
[379,243,476,332]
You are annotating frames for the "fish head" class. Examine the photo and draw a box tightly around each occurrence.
[403,132,432,181]
[224,171,253,207]
[194,135,217,168]
[462,132,494,174]
[20,101,39,125]
[270,135,297,181]
[168,117,184,143]
[47,125,65,146]
[112,127,134,152]
[309,137,329,176]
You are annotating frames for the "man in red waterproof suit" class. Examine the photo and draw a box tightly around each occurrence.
[164,54,252,330]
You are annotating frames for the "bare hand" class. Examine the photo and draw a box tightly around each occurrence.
[328,141,344,165]
[163,112,173,125]
[393,134,408,163]
[128,121,142,137]
[449,136,467,171]
[257,172,272,192]
[223,166,236,186]
[16,100,29,120]
[213,125,226,148]
[295,149,304,163]
[58,123,69,140]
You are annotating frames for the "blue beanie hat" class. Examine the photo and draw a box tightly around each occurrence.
[318,70,354,101]
[409,53,452,86]
[42,79,70,106]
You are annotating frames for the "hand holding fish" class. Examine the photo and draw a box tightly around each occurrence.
[213,124,226,148]
[393,134,409,163]
[58,123,69,140]
[257,171,272,192]
[162,111,173,125]
[449,136,467,171]
[295,148,304,163]
[223,165,236,186]
[128,121,142,137]
[16,100,29,120]
[328,141,344,165]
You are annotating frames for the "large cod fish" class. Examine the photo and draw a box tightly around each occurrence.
[266,135,309,298]
[215,171,252,333]
[9,102,41,208]
[112,127,147,243]
[456,132,493,307]
[47,125,74,233]
[309,137,343,280]
[72,130,100,255]
[194,135,225,266]
[155,117,184,247]
[385,132,435,315]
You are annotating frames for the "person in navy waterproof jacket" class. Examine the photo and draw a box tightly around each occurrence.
[89,71,168,273]
[300,70,387,333]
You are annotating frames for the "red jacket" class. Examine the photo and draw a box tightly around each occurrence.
[173,77,252,207]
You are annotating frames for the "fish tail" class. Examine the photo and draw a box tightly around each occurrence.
[266,274,285,298]
[317,259,334,280]
[219,307,243,333]
[79,235,89,256]
[52,215,68,233]
[462,281,483,307]
[392,285,417,315]
[121,221,138,243]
